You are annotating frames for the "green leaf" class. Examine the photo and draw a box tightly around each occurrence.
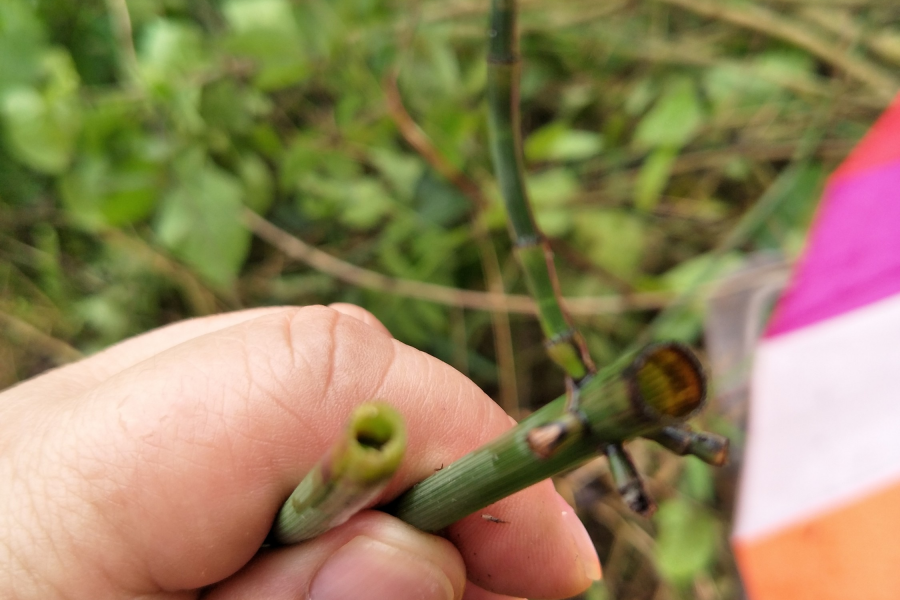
[634,77,703,149]
[296,172,394,230]
[661,252,743,294]
[704,51,811,114]
[413,169,469,228]
[155,159,250,287]
[573,209,646,280]
[652,307,705,344]
[624,78,657,116]
[223,0,298,35]
[525,121,603,162]
[339,178,394,229]
[652,252,743,343]
[280,134,360,189]
[0,142,44,204]
[584,581,611,600]
[60,154,159,227]
[238,153,274,214]
[238,39,310,91]
[223,0,310,90]
[422,33,462,96]
[138,19,205,82]
[634,147,677,212]
[703,65,771,111]
[527,168,580,237]
[1,87,75,173]
[32,222,63,301]
[368,147,422,202]
[682,457,715,502]
[0,0,46,93]
[77,293,132,342]
[200,79,270,135]
[295,0,343,60]
[654,499,719,585]
[754,50,815,88]
[0,49,82,175]
[377,216,465,283]
[251,123,284,158]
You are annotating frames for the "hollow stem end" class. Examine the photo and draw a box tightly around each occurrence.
[630,343,706,422]
[334,402,407,484]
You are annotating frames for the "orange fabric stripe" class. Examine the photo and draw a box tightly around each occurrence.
[734,481,900,600]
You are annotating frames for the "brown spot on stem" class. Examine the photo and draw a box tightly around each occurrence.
[526,422,568,458]
[526,412,585,458]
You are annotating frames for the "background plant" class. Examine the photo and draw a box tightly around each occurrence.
[2,0,898,598]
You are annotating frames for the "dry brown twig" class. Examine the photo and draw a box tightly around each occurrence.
[797,6,900,66]
[101,229,223,315]
[0,311,83,364]
[243,208,673,315]
[383,72,519,413]
[656,0,900,103]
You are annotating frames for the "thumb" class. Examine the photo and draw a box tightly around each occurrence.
[203,511,466,600]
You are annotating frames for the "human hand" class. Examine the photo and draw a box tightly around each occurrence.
[0,304,601,600]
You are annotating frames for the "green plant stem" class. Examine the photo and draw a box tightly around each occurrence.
[268,1,733,543]
[605,442,654,515]
[387,342,704,532]
[486,0,593,382]
[481,0,728,511]
[647,424,729,467]
[269,402,406,545]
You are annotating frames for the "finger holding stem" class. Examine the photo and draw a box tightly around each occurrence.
[269,402,407,545]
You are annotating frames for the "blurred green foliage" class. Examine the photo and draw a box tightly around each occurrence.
[1,0,898,598]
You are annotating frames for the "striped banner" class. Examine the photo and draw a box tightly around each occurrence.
[733,94,900,599]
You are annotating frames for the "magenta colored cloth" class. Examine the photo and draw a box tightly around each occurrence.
[766,161,900,338]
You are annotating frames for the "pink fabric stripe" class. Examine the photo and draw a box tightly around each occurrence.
[766,161,900,337]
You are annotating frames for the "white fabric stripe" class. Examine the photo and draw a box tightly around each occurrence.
[734,293,900,540]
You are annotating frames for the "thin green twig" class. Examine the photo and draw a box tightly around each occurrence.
[486,0,595,384]
[482,0,728,515]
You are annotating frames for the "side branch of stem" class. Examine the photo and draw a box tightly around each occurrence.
[486,0,595,381]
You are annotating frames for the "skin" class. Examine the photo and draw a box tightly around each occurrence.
[0,303,601,600]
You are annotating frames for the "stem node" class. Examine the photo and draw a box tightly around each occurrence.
[605,442,655,517]
[526,411,585,459]
[647,425,730,466]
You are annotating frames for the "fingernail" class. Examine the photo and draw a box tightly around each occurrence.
[555,493,602,581]
[310,535,456,600]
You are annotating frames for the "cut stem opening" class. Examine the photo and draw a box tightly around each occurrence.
[629,343,706,421]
